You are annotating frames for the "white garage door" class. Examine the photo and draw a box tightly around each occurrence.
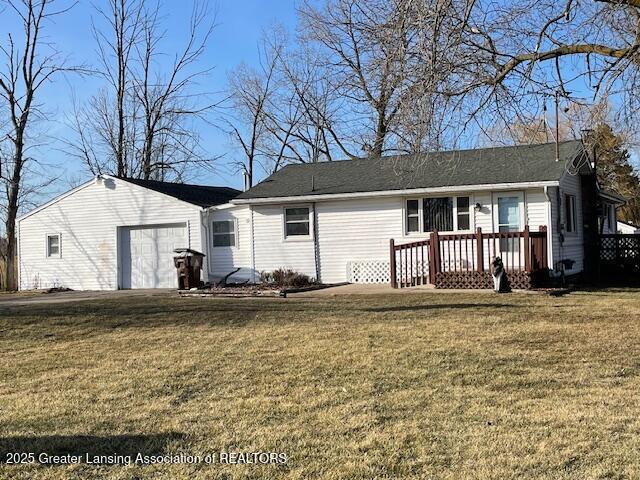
[120,223,188,289]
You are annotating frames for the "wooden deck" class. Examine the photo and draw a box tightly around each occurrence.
[390,226,549,289]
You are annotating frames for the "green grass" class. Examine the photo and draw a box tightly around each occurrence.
[1,289,640,479]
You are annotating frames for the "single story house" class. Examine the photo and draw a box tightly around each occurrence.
[17,140,624,290]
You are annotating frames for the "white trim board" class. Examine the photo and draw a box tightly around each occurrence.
[17,175,205,223]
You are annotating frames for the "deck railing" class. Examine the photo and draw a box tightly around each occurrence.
[390,226,548,288]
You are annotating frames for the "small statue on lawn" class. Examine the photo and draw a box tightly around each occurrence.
[491,256,510,293]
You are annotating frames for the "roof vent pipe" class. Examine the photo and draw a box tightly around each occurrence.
[311,175,315,192]
[243,171,250,192]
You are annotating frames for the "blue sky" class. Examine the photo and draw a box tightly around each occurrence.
[0,0,298,199]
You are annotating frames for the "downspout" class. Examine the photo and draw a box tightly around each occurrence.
[16,219,21,291]
[250,205,256,283]
[555,187,566,283]
[312,202,321,283]
[543,186,556,276]
[202,209,213,279]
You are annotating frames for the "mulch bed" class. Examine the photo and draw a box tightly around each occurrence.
[179,284,281,297]
[530,286,573,296]
[179,283,344,298]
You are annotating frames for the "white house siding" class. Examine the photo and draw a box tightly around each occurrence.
[316,198,403,283]
[18,178,203,290]
[236,188,554,284]
[252,205,317,279]
[208,206,253,281]
[524,189,548,230]
[551,173,584,274]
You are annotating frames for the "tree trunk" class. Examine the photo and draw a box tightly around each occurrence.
[371,111,387,158]
[3,141,23,291]
[142,123,154,180]
[4,212,17,291]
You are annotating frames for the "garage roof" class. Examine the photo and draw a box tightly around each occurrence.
[120,178,241,207]
[235,140,584,200]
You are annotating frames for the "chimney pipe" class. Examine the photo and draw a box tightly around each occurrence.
[243,171,250,192]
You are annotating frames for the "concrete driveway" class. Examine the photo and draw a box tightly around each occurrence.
[0,289,176,307]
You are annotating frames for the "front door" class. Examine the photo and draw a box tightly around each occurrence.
[494,193,524,258]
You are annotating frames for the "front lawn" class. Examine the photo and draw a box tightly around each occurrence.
[1,290,639,479]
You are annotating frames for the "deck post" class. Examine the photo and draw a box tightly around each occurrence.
[389,239,397,288]
[539,225,548,269]
[428,234,435,284]
[523,225,531,272]
[476,227,484,272]
[430,230,441,284]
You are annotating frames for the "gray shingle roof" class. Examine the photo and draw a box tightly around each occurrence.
[120,177,241,207]
[236,140,583,200]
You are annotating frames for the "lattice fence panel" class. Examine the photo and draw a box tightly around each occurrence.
[348,260,391,284]
[435,271,533,290]
[599,235,640,273]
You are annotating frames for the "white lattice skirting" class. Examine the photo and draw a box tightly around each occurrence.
[348,260,390,284]
[348,260,431,284]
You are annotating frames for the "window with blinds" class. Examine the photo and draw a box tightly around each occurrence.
[423,197,454,232]
[405,196,471,234]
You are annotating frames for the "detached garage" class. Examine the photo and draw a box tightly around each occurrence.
[17,176,239,290]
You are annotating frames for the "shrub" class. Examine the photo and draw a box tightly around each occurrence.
[264,268,312,288]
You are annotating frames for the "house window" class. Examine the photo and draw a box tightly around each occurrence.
[407,196,471,234]
[456,196,470,230]
[285,207,310,237]
[212,220,236,247]
[406,199,419,233]
[46,234,61,258]
[423,197,454,232]
[564,194,576,233]
[497,196,521,253]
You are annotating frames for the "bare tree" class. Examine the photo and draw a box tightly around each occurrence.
[0,0,83,290]
[94,0,143,177]
[298,0,427,157]
[226,59,277,188]
[289,0,475,158]
[133,0,217,180]
[67,0,218,182]
[273,38,353,163]
[437,0,640,139]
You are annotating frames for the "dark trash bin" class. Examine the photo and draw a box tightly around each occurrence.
[173,248,206,290]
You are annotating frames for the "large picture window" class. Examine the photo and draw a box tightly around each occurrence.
[423,197,453,232]
[285,207,310,237]
[406,196,471,234]
[212,220,236,247]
